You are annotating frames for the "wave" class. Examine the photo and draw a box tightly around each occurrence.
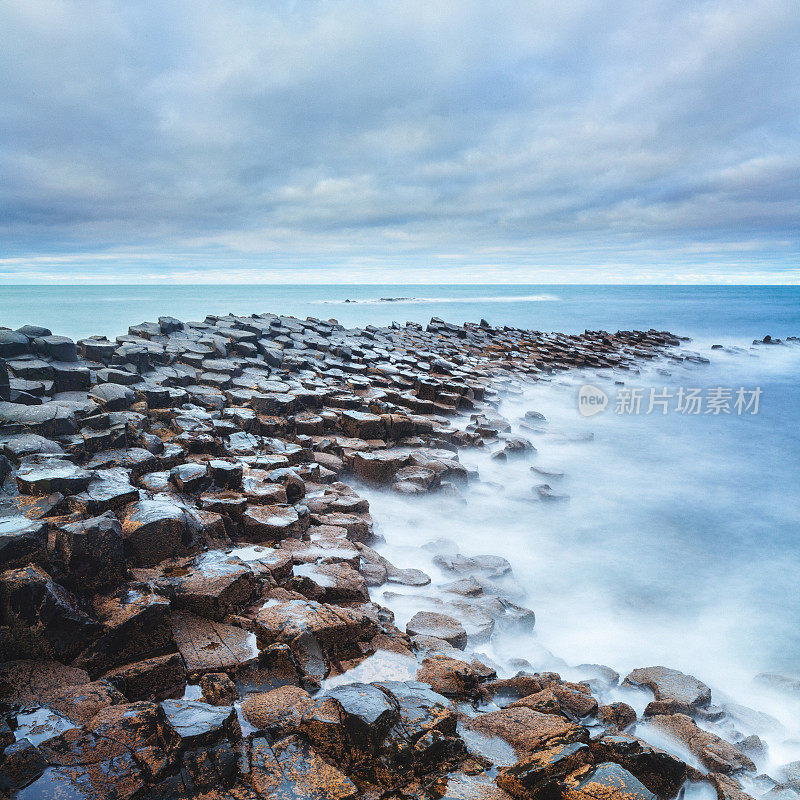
[312,294,560,305]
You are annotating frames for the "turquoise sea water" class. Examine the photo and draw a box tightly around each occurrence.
[0,283,798,343]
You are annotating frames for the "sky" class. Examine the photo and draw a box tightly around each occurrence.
[0,0,799,284]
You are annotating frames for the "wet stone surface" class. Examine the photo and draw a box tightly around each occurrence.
[0,310,749,799]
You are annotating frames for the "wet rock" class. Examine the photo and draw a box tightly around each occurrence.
[416,655,490,700]
[648,713,755,773]
[15,457,93,496]
[51,511,127,594]
[598,702,637,731]
[169,461,211,493]
[243,504,305,543]
[171,610,259,677]
[497,741,594,800]
[624,666,711,713]
[150,550,258,621]
[1,433,64,463]
[341,410,384,440]
[160,698,240,750]
[68,468,139,516]
[74,586,173,677]
[407,611,468,649]
[561,762,658,800]
[207,458,243,488]
[0,564,102,661]
[255,599,378,685]
[45,679,126,725]
[241,684,313,731]
[291,561,370,604]
[200,672,239,705]
[90,382,136,410]
[465,707,588,758]
[119,498,197,566]
[590,733,687,798]
[0,515,47,569]
[250,732,358,799]
[0,740,48,794]
[352,450,410,484]
[103,652,186,701]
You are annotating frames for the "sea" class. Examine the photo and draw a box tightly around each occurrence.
[2,283,799,783]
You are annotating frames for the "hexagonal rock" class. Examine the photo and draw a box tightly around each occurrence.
[15,458,93,496]
[0,659,90,706]
[242,504,304,543]
[406,611,467,649]
[0,564,102,662]
[160,698,240,751]
[151,550,259,621]
[0,515,47,569]
[74,585,173,677]
[255,599,377,684]
[1,433,64,464]
[241,685,314,731]
[351,450,410,485]
[250,733,358,800]
[51,511,127,594]
[0,740,48,794]
[102,652,186,701]
[89,382,136,411]
[647,713,755,773]
[68,469,139,516]
[624,666,712,713]
[561,762,658,800]
[314,512,373,543]
[44,680,126,726]
[464,707,588,759]
[497,741,594,800]
[200,672,239,706]
[290,561,369,604]
[119,498,196,566]
[415,655,489,700]
[589,733,687,798]
[169,462,211,493]
[598,702,637,731]
[340,410,385,440]
[170,610,260,676]
[0,401,77,437]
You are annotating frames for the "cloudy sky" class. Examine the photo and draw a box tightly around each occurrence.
[1,0,798,283]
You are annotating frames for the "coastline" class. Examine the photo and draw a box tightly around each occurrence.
[0,311,793,799]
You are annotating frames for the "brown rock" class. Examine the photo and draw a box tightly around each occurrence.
[200,671,239,706]
[406,611,468,649]
[103,653,186,701]
[464,707,587,758]
[648,713,755,773]
[241,685,313,731]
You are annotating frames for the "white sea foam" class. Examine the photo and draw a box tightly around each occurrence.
[312,294,560,305]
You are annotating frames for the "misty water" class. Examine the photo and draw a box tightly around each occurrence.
[3,284,799,793]
[354,337,800,793]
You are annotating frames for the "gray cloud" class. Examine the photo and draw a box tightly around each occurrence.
[0,0,798,281]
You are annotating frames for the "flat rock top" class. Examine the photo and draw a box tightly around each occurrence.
[623,665,711,708]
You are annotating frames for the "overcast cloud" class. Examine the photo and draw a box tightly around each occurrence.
[0,0,798,282]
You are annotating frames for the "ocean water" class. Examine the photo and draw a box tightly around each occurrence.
[0,283,798,342]
[2,283,800,783]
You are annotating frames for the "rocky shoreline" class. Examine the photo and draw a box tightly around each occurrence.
[0,312,789,800]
